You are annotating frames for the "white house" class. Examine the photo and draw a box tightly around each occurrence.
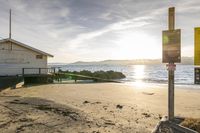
[0,38,53,76]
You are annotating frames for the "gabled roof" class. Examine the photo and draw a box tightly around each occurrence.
[0,38,53,57]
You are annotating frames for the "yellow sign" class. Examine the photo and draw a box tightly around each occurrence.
[195,27,200,65]
[162,29,181,63]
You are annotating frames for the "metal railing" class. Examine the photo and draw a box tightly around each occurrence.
[22,67,56,76]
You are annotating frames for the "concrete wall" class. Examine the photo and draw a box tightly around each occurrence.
[0,41,48,76]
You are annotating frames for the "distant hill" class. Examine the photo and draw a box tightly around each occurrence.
[181,57,194,65]
[48,63,69,67]
[71,59,160,65]
[48,57,193,66]
[70,57,193,65]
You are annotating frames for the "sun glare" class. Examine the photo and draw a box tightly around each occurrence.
[133,65,146,87]
[134,65,145,80]
[114,31,160,59]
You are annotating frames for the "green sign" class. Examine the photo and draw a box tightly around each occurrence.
[162,29,181,63]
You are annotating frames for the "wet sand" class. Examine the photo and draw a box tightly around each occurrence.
[0,83,200,133]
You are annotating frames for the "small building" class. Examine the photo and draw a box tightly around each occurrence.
[0,38,53,76]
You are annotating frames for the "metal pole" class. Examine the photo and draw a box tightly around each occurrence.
[9,9,11,39]
[168,7,175,121]
[9,9,13,50]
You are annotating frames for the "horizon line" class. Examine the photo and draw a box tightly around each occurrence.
[48,56,194,64]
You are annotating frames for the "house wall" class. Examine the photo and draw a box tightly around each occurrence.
[0,41,48,76]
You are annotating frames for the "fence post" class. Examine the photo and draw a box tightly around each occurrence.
[22,68,24,76]
[39,68,41,75]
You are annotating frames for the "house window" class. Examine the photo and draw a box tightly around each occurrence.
[36,55,43,59]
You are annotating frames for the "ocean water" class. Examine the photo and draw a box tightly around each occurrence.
[53,64,196,85]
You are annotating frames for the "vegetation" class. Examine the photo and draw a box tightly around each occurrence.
[57,70,126,80]
[181,118,200,132]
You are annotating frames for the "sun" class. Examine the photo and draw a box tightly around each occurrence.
[114,31,160,59]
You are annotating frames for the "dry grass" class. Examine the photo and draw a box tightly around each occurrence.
[181,118,200,132]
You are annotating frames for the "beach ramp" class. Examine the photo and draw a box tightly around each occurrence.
[54,73,122,83]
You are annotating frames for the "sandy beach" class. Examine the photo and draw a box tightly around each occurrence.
[0,83,200,133]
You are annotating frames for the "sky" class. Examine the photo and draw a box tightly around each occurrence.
[0,0,199,63]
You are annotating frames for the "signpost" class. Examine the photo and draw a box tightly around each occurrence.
[153,7,198,133]
[195,68,200,84]
[162,7,181,121]
[194,28,200,84]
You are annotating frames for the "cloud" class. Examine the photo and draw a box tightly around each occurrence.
[66,16,152,50]
[0,0,199,62]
